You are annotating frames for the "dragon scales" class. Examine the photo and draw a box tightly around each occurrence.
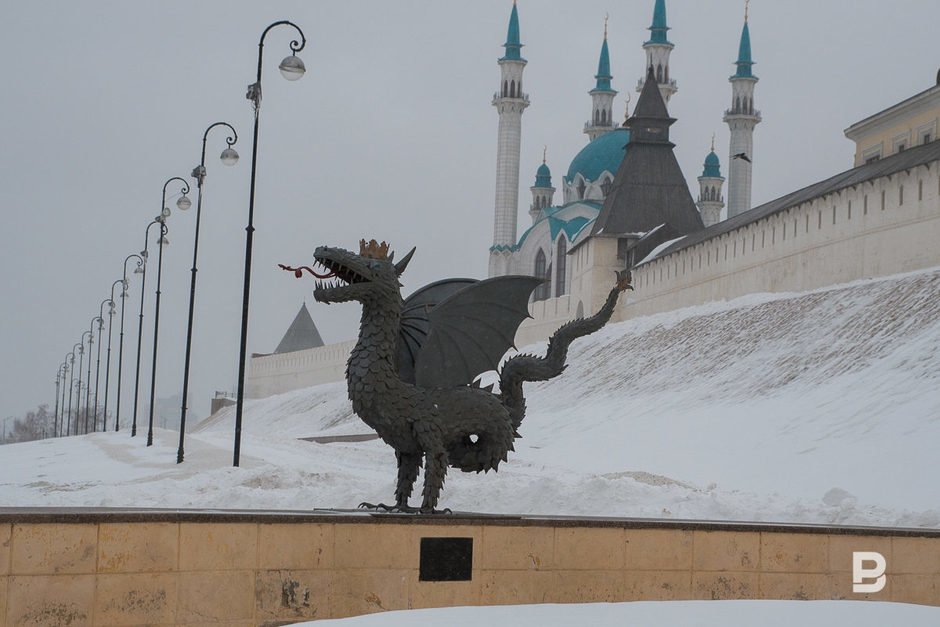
[284,239,632,513]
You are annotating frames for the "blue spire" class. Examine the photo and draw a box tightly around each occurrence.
[734,20,755,78]
[593,28,613,92]
[501,1,523,61]
[645,0,671,45]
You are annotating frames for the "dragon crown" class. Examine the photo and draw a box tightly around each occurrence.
[360,239,390,260]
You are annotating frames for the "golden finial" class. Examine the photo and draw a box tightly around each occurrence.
[604,14,609,40]
[744,0,750,22]
[711,133,716,152]
[542,145,547,164]
[623,94,631,124]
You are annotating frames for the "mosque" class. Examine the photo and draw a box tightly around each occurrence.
[488,0,756,299]
[244,0,940,399]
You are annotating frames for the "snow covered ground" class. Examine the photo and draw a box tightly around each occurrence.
[301,601,940,626]
[2,268,939,527]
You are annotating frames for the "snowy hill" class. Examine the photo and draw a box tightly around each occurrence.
[3,268,939,527]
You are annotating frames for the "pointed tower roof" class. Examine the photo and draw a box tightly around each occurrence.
[734,19,755,78]
[645,0,671,45]
[588,67,703,238]
[501,1,524,61]
[593,20,613,92]
[632,66,671,120]
[274,303,324,354]
[702,150,722,178]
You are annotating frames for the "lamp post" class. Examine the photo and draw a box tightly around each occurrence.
[115,255,143,431]
[93,300,110,431]
[131,219,161,437]
[233,20,306,467]
[53,365,63,439]
[76,335,89,434]
[84,319,98,434]
[66,345,80,436]
[146,177,191,447]
[104,277,126,431]
[177,122,239,464]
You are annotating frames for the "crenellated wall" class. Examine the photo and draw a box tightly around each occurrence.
[243,161,940,398]
[1,510,938,625]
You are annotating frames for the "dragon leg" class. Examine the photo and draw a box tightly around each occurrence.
[420,449,450,514]
[394,451,422,508]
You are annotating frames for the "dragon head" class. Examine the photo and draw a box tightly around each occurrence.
[311,239,415,305]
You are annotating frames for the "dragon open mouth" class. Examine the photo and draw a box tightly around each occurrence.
[311,255,370,302]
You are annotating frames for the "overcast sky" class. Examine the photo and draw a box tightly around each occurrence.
[2,1,938,423]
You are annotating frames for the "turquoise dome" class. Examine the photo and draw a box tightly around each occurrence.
[565,129,630,183]
[534,162,552,187]
[702,150,721,177]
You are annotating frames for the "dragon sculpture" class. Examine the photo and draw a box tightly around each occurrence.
[281,239,632,513]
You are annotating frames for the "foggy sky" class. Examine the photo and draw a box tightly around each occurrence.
[2,1,938,423]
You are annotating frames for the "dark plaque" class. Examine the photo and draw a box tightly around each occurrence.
[419,537,473,581]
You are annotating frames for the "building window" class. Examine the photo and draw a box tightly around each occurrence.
[794,218,798,238]
[864,194,868,215]
[576,301,584,318]
[923,133,932,145]
[555,238,567,297]
[818,211,822,229]
[761,230,765,248]
[832,206,836,225]
[847,200,852,220]
[752,233,756,251]
[601,177,612,197]
[577,179,586,200]
[919,180,924,201]
[771,227,775,245]
[897,143,906,152]
[881,189,886,210]
[533,249,549,301]
[899,185,904,206]
[805,214,810,233]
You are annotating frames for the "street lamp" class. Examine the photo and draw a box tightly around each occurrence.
[233,20,306,467]
[94,297,115,432]
[104,277,125,431]
[66,345,80,436]
[77,334,89,434]
[146,176,191,446]
[54,364,64,439]
[113,255,142,431]
[84,320,98,434]
[178,122,239,464]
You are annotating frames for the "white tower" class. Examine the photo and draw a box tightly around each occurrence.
[584,19,618,141]
[529,148,555,224]
[636,0,677,104]
[697,137,726,228]
[490,1,529,277]
[724,5,761,219]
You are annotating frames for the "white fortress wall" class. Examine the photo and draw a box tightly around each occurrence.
[246,340,355,398]
[622,160,940,320]
[244,160,939,399]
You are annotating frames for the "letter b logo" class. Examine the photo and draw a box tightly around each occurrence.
[853,551,887,593]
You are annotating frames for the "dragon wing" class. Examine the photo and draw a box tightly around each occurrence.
[397,278,478,384]
[413,275,544,389]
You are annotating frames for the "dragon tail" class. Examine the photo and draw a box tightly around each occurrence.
[498,271,633,431]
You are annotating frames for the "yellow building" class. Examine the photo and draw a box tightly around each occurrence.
[844,71,940,166]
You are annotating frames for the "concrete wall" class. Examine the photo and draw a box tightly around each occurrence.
[1,511,938,625]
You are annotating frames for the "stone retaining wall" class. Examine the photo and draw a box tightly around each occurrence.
[1,510,938,625]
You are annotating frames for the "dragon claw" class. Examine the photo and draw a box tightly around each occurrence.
[357,501,451,515]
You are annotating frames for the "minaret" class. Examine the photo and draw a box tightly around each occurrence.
[490,0,530,277]
[723,1,761,219]
[636,0,677,104]
[530,147,555,223]
[697,136,725,228]
[584,17,618,141]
